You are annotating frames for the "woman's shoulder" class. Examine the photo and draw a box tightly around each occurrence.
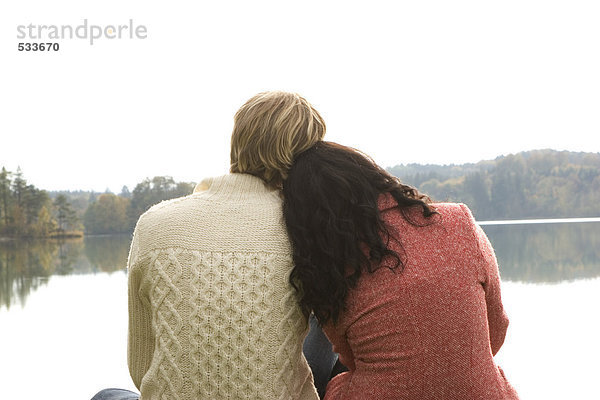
[380,198,480,239]
[431,202,472,218]
[426,203,488,252]
[427,202,478,230]
[377,194,475,227]
[431,202,476,222]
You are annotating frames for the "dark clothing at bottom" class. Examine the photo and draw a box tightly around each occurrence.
[91,388,139,400]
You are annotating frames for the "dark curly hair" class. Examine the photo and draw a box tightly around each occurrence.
[282,141,437,325]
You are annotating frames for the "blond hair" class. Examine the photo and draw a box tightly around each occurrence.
[230,91,326,188]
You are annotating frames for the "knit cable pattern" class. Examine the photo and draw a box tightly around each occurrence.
[127,174,318,400]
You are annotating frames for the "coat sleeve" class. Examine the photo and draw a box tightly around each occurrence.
[323,325,355,371]
[127,217,154,390]
[460,204,509,356]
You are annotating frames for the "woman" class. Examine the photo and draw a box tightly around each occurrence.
[282,142,519,399]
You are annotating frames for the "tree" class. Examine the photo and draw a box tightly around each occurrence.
[0,167,11,228]
[120,185,131,198]
[10,204,26,236]
[464,172,491,219]
[127,176,195,229]
[53,194,78,232]
[84,193,130,234]
[23,185,50,226]
[35,206,57,236]
[11,167,27,207]
[490,155,528,219]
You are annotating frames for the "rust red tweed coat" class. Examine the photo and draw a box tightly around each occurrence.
[323,198,519,400]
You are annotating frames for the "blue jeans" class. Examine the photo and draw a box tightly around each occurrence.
[90,388,139,400]
[91,315,338,400]
[303,314,339,398]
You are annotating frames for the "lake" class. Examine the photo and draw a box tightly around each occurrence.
[1,222,599,400]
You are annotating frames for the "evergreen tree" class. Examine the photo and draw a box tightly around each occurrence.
[0,167,11,228]
[11,167,27,207]
[120,185,131,198]
[53,194,78,232]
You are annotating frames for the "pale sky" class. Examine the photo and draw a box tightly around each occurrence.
[1,0,599,193]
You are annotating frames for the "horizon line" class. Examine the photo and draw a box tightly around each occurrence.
[478,217,600,226]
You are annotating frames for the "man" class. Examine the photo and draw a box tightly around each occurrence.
[92,91,326,400]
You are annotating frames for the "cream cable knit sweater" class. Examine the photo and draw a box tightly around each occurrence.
[127,173,318,400]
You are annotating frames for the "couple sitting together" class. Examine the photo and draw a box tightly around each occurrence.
[92,91,519,400]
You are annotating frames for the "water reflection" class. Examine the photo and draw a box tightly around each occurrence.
[1,223,600,309]
[483,222,600,283]
[84,235,132,273]
[0,234,131,309]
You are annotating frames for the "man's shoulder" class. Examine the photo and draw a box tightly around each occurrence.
[134,194,197,232]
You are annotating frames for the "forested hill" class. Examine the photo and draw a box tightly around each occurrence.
[387,149,600,220]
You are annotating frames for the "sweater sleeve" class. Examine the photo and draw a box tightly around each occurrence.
[460,204,509,356]
[127,219,154,390]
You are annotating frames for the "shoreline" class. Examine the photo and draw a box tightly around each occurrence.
[0,231,85,241]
